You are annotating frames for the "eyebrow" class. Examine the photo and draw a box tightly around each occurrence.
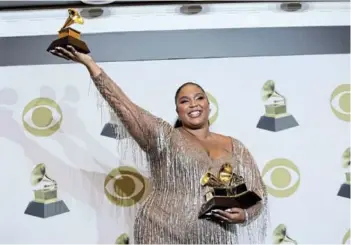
[178,92,204,101]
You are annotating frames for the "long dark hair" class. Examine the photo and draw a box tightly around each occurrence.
[173,82,207,128]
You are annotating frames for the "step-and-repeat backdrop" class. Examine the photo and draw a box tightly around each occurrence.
[0,54,349,244]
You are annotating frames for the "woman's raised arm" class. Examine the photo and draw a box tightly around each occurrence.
[52,46,173,154]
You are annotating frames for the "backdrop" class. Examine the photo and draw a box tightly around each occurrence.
[0,54,349,244]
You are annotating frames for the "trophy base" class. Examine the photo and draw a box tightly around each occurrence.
[198,191,261,219]
[47,36,90,54]
[24,200,69,218]
[337,183,350,199]
[100,123,128,140]
[256,114,299,132]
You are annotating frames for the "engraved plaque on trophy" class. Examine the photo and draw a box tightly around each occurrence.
[337,148,350,199]
[24,163,69,218]
[198,163,261,219]
[256,80,299,132]
[47,8,90,55]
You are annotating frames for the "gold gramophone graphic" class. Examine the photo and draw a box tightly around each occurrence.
[101,110,129,139]
[256,80,299,132]
[47,8,90,55]
[337,147,350,199]
[198,163,261,219]
[24,163,69,218]
[273,224,298,244]
[115,233,129,245]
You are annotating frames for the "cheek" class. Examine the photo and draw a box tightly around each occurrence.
[177,105,187,116]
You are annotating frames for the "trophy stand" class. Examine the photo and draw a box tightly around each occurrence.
[24,163,69,218]
[198,163,261,219]
[47,8,90,54]
[100,110,129,140]
[256,80,299,132]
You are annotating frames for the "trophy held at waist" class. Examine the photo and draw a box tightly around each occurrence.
[198,163,261,219]
[47,8,90,55]
[24,163,69,218]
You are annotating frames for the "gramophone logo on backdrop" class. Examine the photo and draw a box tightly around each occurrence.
[22,97,63,137]
[273,224,298,244]
[337,147,350,199]
[24,163,69,218]
[330,84,350,122]
[115,233,129,244]
[256,80,299,132]
[342,229,350,244]
[104,166,151,207]
[262,158,300,198]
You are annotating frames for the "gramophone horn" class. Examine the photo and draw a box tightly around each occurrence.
[200,172,221,187]
[261,80,275,101]
[30,163,46,186]
[261,80,285,103]
[30,163,56,188]
[61,8,84,30]
[342,147,350,168]
[219,163,233,184]
[273,224,297,244]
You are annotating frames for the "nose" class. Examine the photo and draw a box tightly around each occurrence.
[189,100,198,107]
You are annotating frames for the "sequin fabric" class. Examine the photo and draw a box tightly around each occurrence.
[92,70,269,244]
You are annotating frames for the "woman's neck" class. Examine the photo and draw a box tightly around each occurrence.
[182,125,211,140]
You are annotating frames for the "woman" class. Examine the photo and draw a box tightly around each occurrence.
[51,46,268,244]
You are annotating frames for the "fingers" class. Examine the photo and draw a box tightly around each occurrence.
[211,212,231,223]
[50,50,70,60]
[212,209,233,220]
[225,207,241,213]
[55,47,75,59]
[66,45,78,54]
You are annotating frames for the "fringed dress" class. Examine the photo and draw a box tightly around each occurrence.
[92,70,269,244]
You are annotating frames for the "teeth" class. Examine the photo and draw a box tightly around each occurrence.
[189,111,201,117]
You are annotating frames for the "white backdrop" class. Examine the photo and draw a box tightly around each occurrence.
[0,54,349,244]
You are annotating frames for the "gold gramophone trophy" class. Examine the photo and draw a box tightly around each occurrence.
[47,8,90,54]
[273,224,298,244]
[198,163,261,219]
[101,110,129,139]
[256,80,299,132]
[337,147,350,199]
[24,163,69,218]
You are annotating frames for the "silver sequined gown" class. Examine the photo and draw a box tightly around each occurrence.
[92,70,269,244]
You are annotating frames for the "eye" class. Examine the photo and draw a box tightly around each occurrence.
[22,97,63,137]
[330,84,350,122]
[104,166,150,207]
[206,92,219,125]
[262,158,300,198]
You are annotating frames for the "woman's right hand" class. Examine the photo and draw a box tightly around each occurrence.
[50,45,94,66]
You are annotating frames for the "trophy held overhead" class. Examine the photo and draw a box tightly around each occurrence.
[47,8,90,55]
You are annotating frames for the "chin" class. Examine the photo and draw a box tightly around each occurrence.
[188,120,207,129]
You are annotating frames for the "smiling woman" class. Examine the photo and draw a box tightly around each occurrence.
[47,43,269,244]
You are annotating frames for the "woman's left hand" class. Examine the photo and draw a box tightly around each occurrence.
[211,208,246,224]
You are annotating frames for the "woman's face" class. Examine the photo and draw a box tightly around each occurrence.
[176,84,210,129]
